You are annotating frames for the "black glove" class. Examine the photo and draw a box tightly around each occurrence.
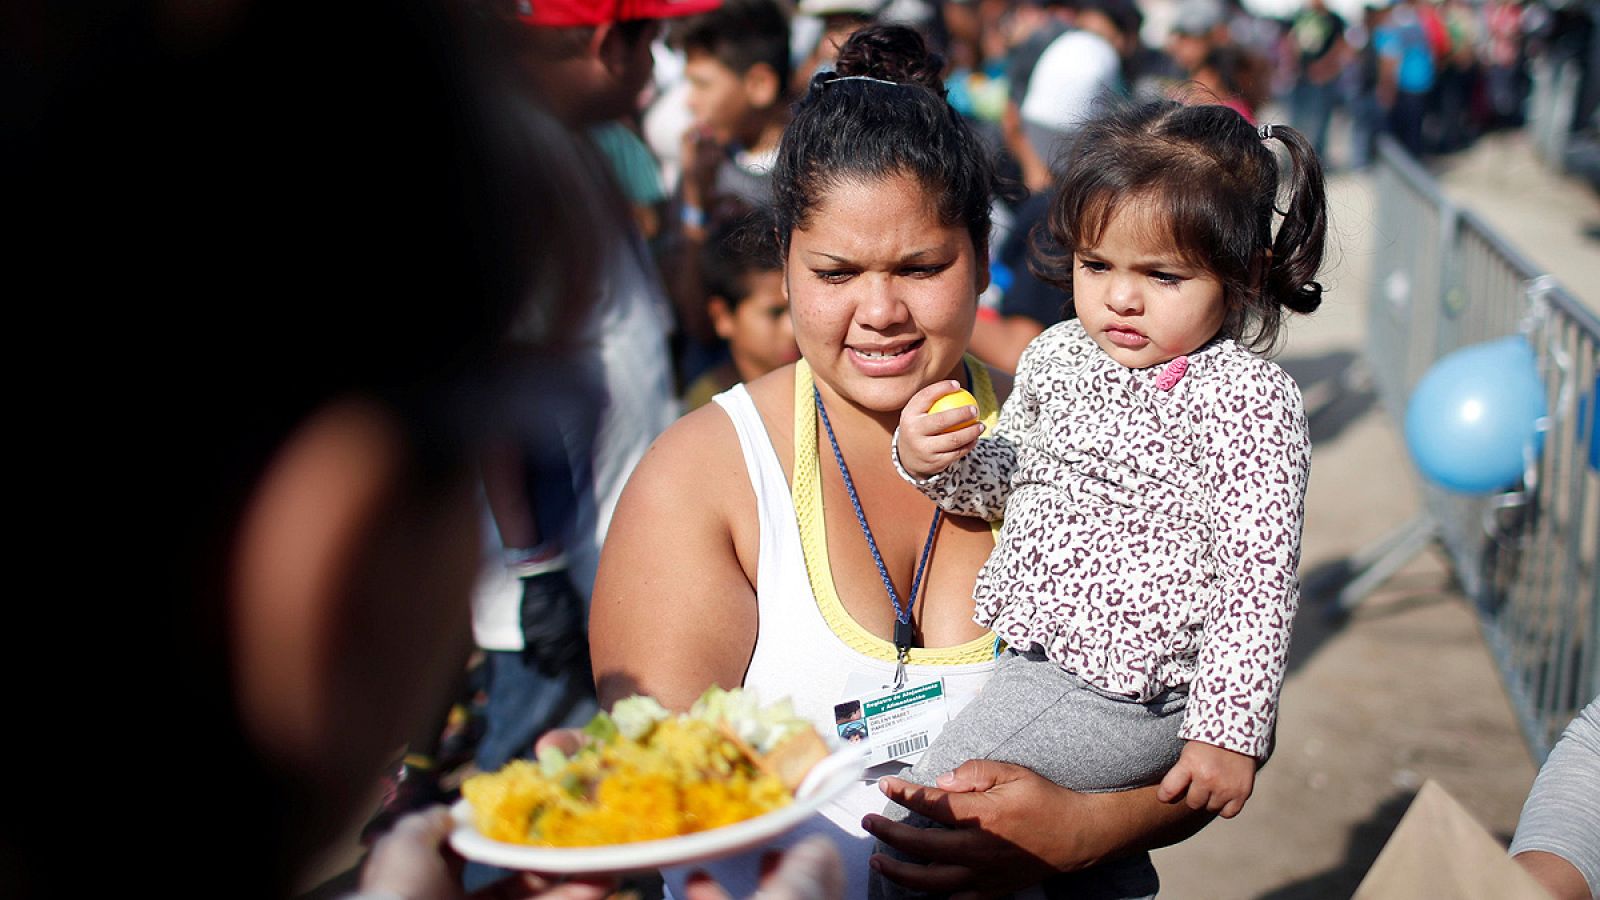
[518,566,591,678]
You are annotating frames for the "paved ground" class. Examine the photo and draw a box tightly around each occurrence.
[1151,130,1598,899]
[1432,132,1600,311]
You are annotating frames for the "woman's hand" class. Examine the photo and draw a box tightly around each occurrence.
[863,760,1213,899]
[862,763,1082,898]
[896,381,984,481]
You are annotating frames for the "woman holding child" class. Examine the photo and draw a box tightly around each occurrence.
[598,11,1336,893]
[590,25,1224,899]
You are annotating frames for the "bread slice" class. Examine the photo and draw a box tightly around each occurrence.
[758,727,831,793]
[718,723,831,793]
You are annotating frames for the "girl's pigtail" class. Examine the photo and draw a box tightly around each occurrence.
[1262,124,1327,315]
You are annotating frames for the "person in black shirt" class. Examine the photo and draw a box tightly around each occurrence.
[1288,0,1349,161]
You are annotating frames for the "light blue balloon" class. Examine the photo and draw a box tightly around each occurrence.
[1404,336,1547,494]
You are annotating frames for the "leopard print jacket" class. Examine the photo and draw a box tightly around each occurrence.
[897,319,1311,757]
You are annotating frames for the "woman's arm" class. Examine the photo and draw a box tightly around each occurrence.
[1513,853,1589,900]
[588,404,760,711]
[865,761,1213,896]
[1510,699,1600,899]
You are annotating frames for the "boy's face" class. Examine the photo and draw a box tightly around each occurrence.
[716,269,799,378]
[559,18,661,125]
[684,49,764,145]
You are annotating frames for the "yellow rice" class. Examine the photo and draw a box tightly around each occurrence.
[462,718,792,846]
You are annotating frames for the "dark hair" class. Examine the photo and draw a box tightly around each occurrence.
[702,206,783,307]
[677,0,792,94]
[771,24,997,257]
[1081,0,1144,40]
[1196,44,1272,112]
[1197,45,1250,99]
[1040,101,1326,353]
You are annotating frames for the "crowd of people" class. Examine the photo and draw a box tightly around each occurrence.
[18,0,1596,898]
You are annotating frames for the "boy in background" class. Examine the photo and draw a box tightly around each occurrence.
[681,209,798,411]
[670,0,793,374]
[678,0,792,217]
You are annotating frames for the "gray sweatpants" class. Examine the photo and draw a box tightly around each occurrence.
[870,650,1187,900]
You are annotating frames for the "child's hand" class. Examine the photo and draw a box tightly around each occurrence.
[1156,740,1257,819]
[896,380,985,480]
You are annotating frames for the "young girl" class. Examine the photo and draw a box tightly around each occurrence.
[874,101,1326,897]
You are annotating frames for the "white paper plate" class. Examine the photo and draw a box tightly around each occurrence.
[449,746,866,873]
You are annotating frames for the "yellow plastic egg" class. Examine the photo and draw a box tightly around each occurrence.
[928,388,979,433]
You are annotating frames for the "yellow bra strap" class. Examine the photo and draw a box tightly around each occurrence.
[791,358,999,665]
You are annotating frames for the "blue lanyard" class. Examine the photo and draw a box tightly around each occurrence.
[813,386,942,665]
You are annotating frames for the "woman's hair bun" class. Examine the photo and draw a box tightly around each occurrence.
[832,25,946,96]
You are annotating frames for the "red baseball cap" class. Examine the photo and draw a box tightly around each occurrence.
[513,0,722,27]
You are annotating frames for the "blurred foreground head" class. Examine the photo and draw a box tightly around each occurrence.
[464,0,720,125]
[10,0,594,893]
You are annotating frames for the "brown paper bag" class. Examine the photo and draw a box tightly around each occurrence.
[1353,780,1551,899]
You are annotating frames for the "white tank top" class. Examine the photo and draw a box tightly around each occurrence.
[660,381,998,900]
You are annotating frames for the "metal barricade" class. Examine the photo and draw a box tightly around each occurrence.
[1350,135,1600,762]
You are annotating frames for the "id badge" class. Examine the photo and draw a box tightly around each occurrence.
[836,673,951,767]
